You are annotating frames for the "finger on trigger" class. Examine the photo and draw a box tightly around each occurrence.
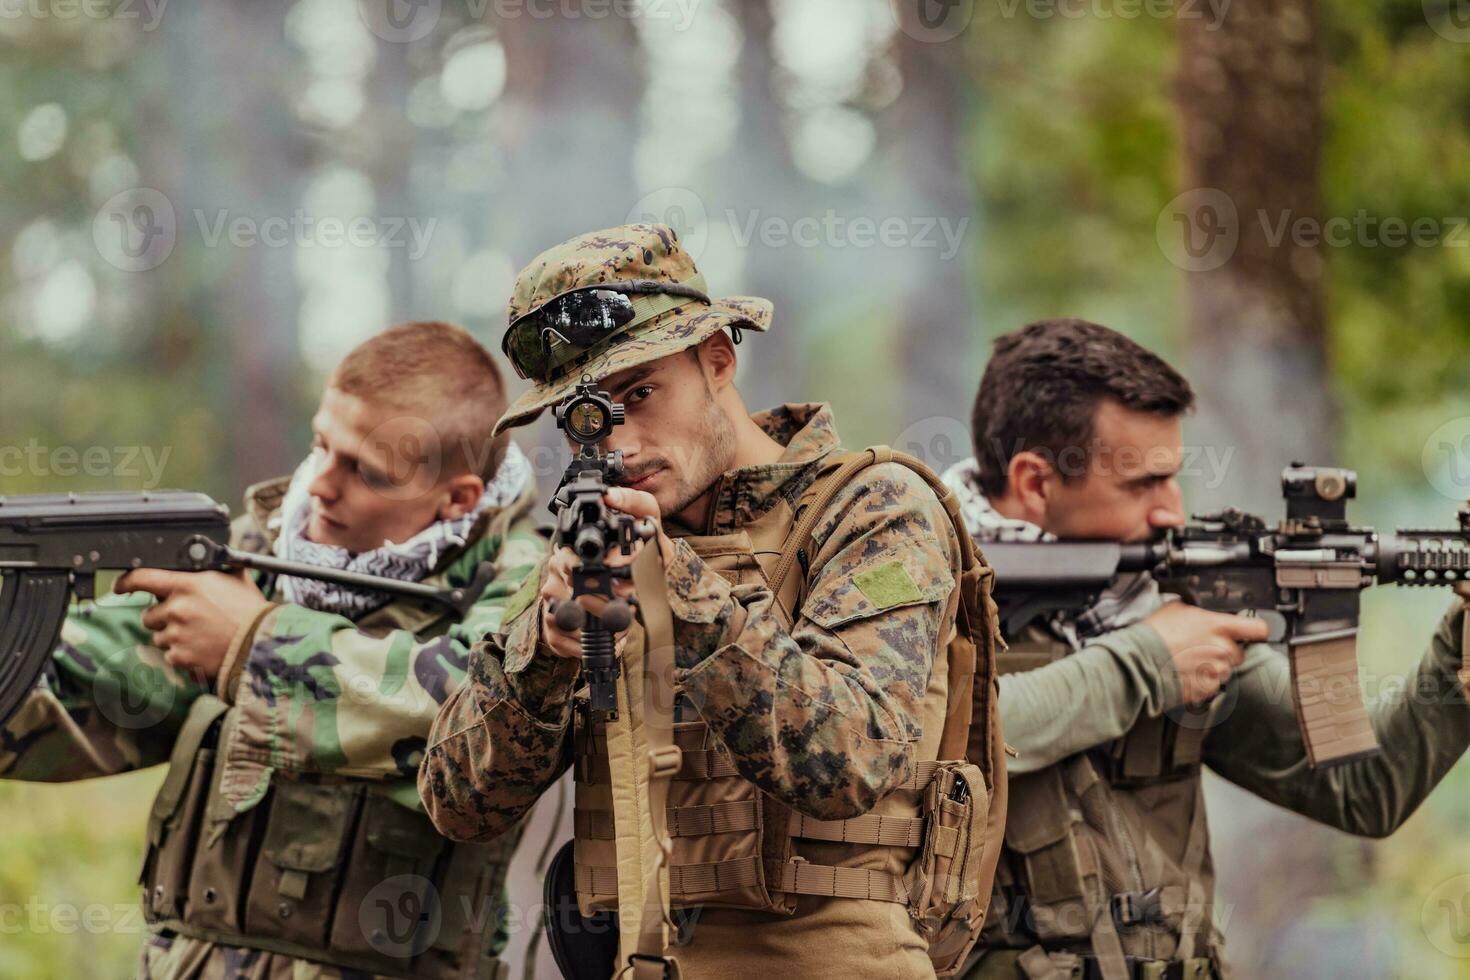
[116,568,183,600]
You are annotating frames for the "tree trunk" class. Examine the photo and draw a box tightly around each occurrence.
[170,1,300,492]
[1177,0,1330,515]
[881,16,978,469]
[1176,4,1380,977]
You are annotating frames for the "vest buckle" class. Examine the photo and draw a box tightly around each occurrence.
[1110,887,1163,928]
[626,952,679,979]
[649,745,683,779]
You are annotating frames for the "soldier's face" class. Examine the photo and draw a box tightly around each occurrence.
[1039,400,1185,541]
[591,347,737,523]
[303,387,461,552]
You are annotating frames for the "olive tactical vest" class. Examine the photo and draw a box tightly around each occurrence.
[138,486,525,980]
[570,448,1009,978]
[972,627,1223,980]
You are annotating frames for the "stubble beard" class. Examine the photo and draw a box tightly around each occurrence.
[663,396,737,519]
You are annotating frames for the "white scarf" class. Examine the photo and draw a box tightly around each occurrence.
[941,456,1170,649]
[270,442,532,618]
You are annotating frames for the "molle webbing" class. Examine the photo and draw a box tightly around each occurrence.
[577,443,1006,979]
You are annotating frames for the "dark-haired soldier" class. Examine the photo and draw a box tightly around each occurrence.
[953,319,1470,979]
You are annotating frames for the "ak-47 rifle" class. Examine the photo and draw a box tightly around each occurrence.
[0,490,495,726]
[546,379,656,715]
[983,463,1470,767]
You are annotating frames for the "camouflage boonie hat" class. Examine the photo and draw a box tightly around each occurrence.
[493,223,772,435]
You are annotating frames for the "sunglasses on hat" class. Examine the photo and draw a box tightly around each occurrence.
[502,276,710,381]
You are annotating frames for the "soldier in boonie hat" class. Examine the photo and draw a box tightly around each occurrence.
[493,222,772,437]
[427,223,996,980]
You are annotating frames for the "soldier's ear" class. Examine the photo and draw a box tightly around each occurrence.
[698,332,737,392]
[439,473,486,521]
[1006,451,1055,518]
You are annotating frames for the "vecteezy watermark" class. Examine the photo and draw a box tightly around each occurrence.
[1424,0,1470,43]
[1158,188,1470,271]
[626,187,710,263]
[981,435,1238,489]
[0,440,172,488]
[0,0,168,30]
[93,188,436,272]
[727,210,971,262]
[94,187,177,273]
[624,189,970,262]
[192,210,436,260]
[1422,873,1470,958]
[91,641,181,732]
[360,875,443,958]
[890,0,976,43]
[356,0,701,44]
[0,899,147,936]
[1156,188,1240,272]
[1422,416,1470,503]
[1256,210,1470,251]
[892,416,974,477]
[987,0,1229,29]
[890,417,1239,488]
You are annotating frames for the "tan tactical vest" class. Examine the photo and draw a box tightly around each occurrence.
[973,629,1223,980]
[570,448,1008,978]
[138,494,525,980]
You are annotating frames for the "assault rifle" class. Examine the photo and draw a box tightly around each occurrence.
[983,463,1470,767]
[546,380,655,715]
[0,490,494,726]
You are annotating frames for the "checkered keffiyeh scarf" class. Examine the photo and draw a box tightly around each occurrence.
[271,442,532,618]
[941,457,1169,649]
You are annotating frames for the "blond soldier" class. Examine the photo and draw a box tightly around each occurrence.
[2,322,547,979]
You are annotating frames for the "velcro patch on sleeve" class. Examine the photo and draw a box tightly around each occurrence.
[852,559,924,610]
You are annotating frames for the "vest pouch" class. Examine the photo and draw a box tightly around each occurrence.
[663,719,778,912]
[142,746,216,922]
[244,779,361,949]
[182,755,269,933]
[909,761,991,975]
[328,792,448,963]
[426,835,521,977]
[1000,768,1094,943]
[573,718,781,914]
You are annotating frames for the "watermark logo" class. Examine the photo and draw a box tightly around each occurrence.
[94,187,176,272]
[357,0,441,43]
[626,187,710,262]
[1423,874,1470,957]
[359,0,701,43]
[90,643,179,732]
[891,0,974,42]
[355,416,446,502]
[1157,188,1239,272]
[93,189,437,271]
[1425,0,1470,42]
[1422,416,1470,502]
[892,415,972,476]
[360,875,442,958]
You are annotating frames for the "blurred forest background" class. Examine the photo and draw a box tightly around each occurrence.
[4,0,1470,976]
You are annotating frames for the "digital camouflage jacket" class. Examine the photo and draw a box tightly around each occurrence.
[422,403,966,978]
